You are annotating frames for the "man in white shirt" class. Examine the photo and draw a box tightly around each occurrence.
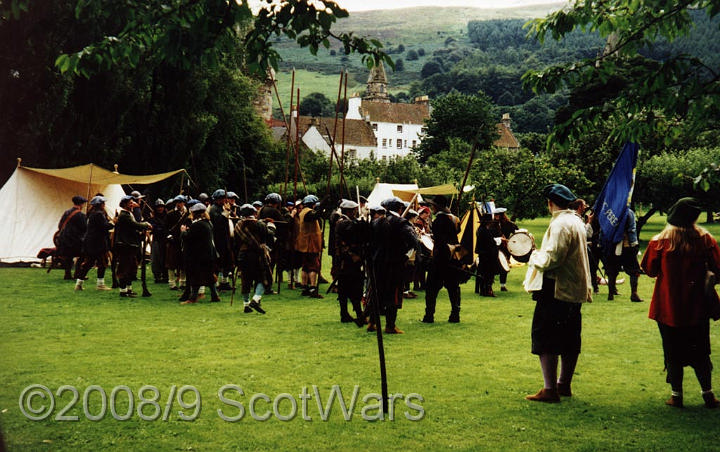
[525,184,592,403]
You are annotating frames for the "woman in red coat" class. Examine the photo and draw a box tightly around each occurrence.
[641,197,720,408]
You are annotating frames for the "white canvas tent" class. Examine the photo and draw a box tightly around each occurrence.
[366,182,421,206]
[0,163,185,263]
[366,182,461,207]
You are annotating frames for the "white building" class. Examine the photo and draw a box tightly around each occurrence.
[345,62,431,159]
[295,116,378,160]
[274,62,519,159]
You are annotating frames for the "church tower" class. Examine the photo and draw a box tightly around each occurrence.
[364,61,390,103]
[253,67,275,123]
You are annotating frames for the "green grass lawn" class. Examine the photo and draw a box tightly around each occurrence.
[2,214,720,451]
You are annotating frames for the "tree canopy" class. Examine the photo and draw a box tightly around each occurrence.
[414,92,496,163]
[46,0,391,78]
[298,92,335,117]
[0,0,390,195]
[523,1,720,149]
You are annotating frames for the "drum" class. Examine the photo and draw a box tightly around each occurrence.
[498,251,510,272]
[420,234,434,252]
[507,231,534,263]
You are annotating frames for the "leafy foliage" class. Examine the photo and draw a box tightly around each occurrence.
[636,147,720,214]
[0,0,274,195]
[415,92,497,163]
[523,1,720,149]
[298,92,336,117]
[51,0,392,78]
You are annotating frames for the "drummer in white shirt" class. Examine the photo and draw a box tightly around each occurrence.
[493,207,519,292]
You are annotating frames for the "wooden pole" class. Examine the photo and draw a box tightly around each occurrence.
[293,88,301,202]
[326,71,344,197]
[284,69,296,200]
[324,126,350,196]
[339,70,350,198]
[457,141,479,216]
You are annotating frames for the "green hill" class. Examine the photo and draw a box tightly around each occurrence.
[272,5,563,112]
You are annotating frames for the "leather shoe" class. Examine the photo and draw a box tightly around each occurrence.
[383,326,404,334]
[500,286,508,292]
[249,300,266,314]
[420,316,434,324]
[525,388,560,403]
[367,323,376,332]
[703,392,720,408]
[120,291,137,298]
[630,293,644,302]
[557,382,572,397]
[243,306,253,313]
[341,314,354,323]
[665,395,683,408]
[180,299,197,305]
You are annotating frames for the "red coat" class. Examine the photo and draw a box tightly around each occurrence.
[640,232,720,327]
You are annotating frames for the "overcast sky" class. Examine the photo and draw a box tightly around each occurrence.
[334,0,565,11]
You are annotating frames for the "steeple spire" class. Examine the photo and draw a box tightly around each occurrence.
[364,61,389,103]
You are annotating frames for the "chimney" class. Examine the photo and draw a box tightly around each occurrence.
[414,95,429,105]
[502,113,511,130]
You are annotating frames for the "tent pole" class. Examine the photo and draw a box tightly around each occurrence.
[86,164,93,213]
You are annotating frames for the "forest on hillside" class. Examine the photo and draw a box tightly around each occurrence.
[278,9,720,135]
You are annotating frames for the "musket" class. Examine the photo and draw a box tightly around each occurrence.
[110,209,120,288]
[230,265,239,306]
[366,256,390,415]
[141,230,152,297]
[275,257,282,295]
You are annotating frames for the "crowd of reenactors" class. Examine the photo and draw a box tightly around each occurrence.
[54,188,538,334]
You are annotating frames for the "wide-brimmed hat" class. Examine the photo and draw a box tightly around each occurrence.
[667,197,702,227]
[427,195,449,209]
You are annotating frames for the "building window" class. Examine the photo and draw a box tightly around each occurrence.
[346,149,357,160]
[372,123,378,131]
[397,125,403,133]
[382,138,387,148]
[381,155,387,162]
[412,140,417,147]
[404,140,408,148]
[396,139,402,149]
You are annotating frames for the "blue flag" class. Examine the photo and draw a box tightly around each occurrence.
[593,142,639,253]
